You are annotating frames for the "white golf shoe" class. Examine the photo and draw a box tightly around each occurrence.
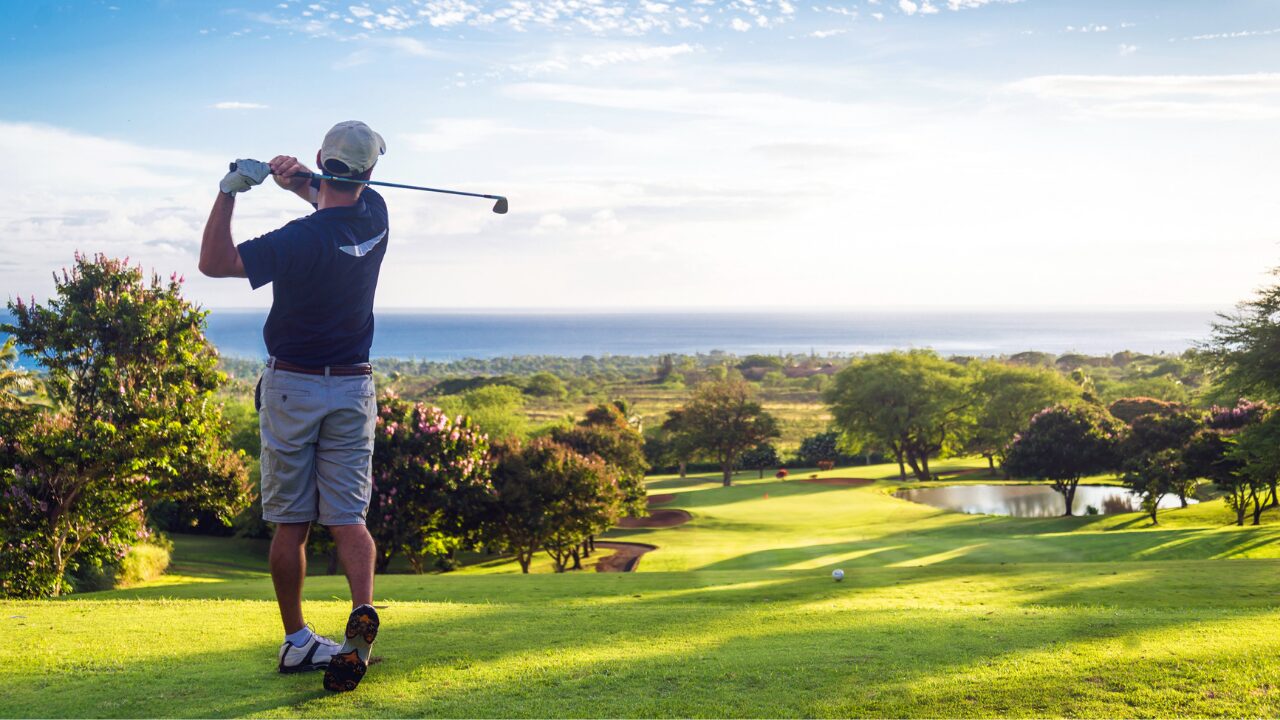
[277,629,341,674]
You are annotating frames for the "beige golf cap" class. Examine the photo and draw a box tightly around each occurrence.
[320,121,386,177]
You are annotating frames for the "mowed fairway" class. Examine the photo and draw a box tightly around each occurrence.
[4,461,1280,718]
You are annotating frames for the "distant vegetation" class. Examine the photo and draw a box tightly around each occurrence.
[8,253,1280,593]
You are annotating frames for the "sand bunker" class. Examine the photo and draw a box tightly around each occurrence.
[800,477,876,487]
[616,509,693,528]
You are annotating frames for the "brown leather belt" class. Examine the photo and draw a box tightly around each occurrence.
[269,358,373,376]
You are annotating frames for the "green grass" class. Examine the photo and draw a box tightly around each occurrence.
[3,459,1280,717]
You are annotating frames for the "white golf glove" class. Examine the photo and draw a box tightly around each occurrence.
[219,159,271,195]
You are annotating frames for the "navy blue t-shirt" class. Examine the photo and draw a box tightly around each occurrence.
[237,185,388,367]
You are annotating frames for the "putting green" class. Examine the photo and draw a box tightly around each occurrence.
[2,460,1279,718]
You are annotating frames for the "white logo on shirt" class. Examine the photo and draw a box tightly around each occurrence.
[338,229,387,258]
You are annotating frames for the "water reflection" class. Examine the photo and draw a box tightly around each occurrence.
[894,484,1196,518]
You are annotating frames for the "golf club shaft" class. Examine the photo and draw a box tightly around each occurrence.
[293,171,505,203]
[228,161,507,213]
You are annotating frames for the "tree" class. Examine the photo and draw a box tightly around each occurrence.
[1122,448,1184,524]
[436,384,528,441]
[656,354,676,382]
[1118,410,1205,520]
[552,402,649,517]
[1184,430,1249,525]
[966,361,1081,473]
[796,431,851,468]
[485,439,622,573]
[644,422,699,478]
[825,350,972,482]
[1107,397,1187,425]
[0,337,38,408]
[663,379,779,486]
[369,394,492,572]
[1227,412,1280,524]
[0,255,249,597]
[739,443,782,478]
[1004,405,1122,516]
[1208,269,1280,403]
[524,372,567,400]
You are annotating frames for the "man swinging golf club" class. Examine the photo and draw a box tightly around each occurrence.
[198,121,387,693]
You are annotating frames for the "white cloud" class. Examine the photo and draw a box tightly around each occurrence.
[255,0,1015,38]
[1006,73,1280,119]
[510,43,699,77]
[403,118,532,152]
[0,123,308,306]
[381,36,434,56]
[810,29,847,38]
[501,83,878,126]
[212,101,268,110]
[532,213,569,235]
[579,43,698,67]
[1118,43,1138,56]
[1182,27,1280,42]
[1008,73,1280,100]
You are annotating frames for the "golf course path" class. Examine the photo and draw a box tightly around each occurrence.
[593,542,657,572]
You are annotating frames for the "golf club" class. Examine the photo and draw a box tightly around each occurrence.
[230,161,508,214]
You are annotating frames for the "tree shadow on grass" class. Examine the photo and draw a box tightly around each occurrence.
[693,521,1280,572]
[18,560,1280,717]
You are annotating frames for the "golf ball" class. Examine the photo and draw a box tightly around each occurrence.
[832,569,845,582]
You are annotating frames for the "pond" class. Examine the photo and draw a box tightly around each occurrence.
[894,484,1197,518]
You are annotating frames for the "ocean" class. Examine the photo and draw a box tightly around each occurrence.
[202,309,1218,362]
[1,308,1220,366]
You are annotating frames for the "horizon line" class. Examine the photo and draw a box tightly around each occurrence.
[194,304,1231,314]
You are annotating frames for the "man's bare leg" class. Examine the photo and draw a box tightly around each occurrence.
[329,524,376,607]
[270,522,311,634]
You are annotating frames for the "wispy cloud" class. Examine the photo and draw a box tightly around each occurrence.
[0,122,304,303]
[1178,27,1280,41]
[508,43,700,77]
[247,0,1019,39]
[212,101,268,110]
[1007,73,1280,119]
[402,118,534,152]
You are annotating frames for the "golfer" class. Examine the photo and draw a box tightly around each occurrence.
[198,121,387,693]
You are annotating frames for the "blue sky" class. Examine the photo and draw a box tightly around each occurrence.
[2,1,1279,309]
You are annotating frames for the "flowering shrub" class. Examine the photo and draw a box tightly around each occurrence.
[1005,405,1123,516]
[370,392,493,572]
[0,255,248,598]
[1208,399,1268,432]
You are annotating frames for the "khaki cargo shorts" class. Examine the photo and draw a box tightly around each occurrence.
[256,363,377,526]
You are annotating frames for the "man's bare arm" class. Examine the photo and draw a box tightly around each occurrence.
[270,155,318,205]
[198,192,247,278]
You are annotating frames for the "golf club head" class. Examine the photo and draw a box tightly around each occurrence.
[493,197,509,215]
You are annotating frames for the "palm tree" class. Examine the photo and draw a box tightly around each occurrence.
[0,337,32,407]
